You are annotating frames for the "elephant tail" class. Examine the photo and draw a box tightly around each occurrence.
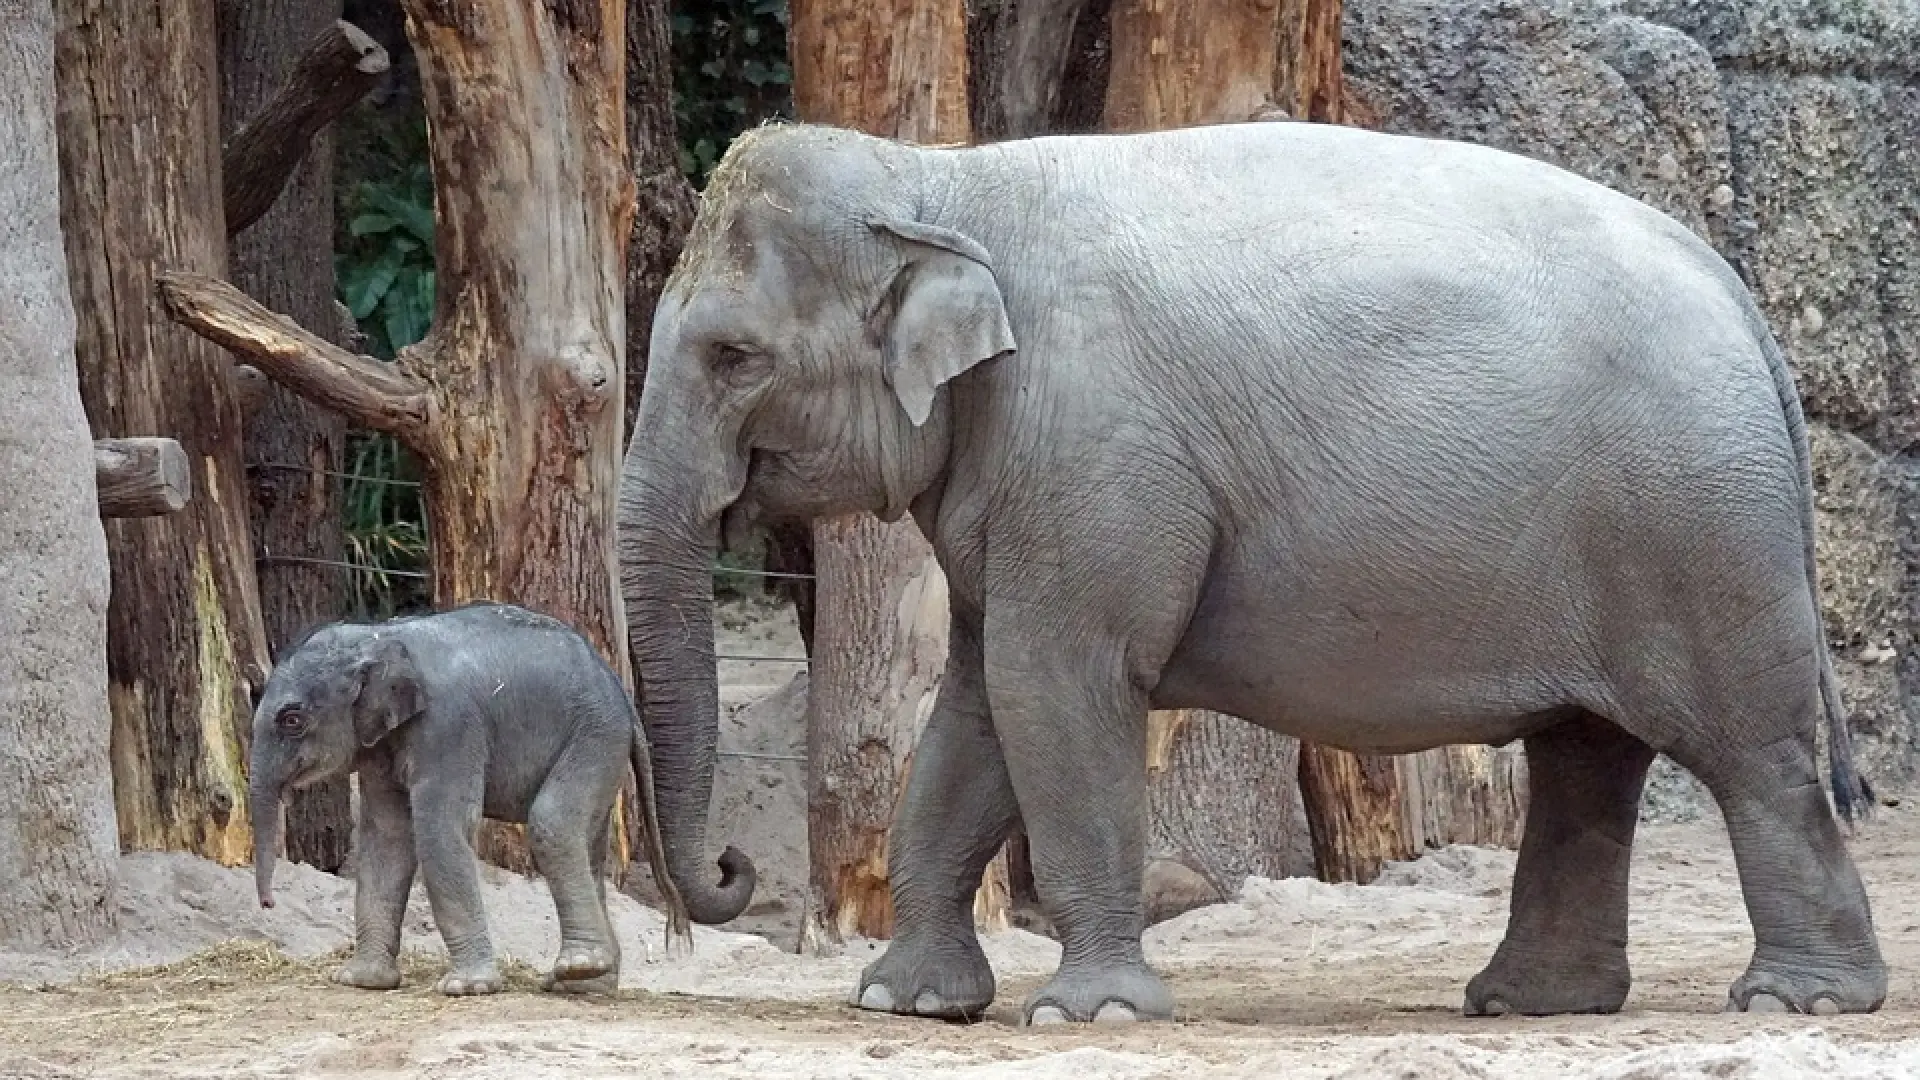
[632,719,695,948]
[1759,319,1874,823]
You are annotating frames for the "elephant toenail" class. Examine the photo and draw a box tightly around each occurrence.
[1028,1006,1071,1026]
[1811,997,1840,1016]
[1480,998,1511,1017]
[1745,993,1789,1013]
[859,984,895,1011]
[914,991,944,1014]
[1092,1002,1138,1026]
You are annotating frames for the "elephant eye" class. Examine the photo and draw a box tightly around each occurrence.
[707,342,769,382]
[274,705,309,737]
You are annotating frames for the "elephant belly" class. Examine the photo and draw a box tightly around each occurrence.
[1150,568,1600,755]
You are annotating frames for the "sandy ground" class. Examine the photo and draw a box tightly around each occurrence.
[5,601,1920,1077]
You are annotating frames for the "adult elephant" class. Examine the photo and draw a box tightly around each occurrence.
[616,120,1886,1025]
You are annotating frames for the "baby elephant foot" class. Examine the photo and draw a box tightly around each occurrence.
[550,941,618,983]
[1726,959,1886,1015]
[1024,963,1173,1027]
[331,954,402,991]
[436,965,504,996]
[541,971,619,996]
[1465,948,1630,1017]
[852,936,998,1021]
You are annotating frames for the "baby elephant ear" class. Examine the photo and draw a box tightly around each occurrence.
[867,218,1018,427]
[351,634,425,748]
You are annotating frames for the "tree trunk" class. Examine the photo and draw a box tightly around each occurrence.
[161,0,635,880]
[623,0,696,447]
[967,0,1091,141]
[218,0,374,876]
[1104,0,1281,131]
[55,0,272,866]
[788,0,1011,941]
[1271,0,1342,122]
[1145,711,1313,918]
[0,0,122,949]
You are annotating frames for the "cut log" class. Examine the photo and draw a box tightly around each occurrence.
[56,0,272,865]
[94,438,192,518]
[968,0,1091,141]
[1104,0,1280,133]
[221,19,388,237]
[163,0,645,891]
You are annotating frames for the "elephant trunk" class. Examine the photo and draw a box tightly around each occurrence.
[619,468,757,925]
[249,775,284,909]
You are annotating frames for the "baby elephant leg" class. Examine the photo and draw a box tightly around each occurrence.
[412,770,503,996]
[529,734,625,990]
[335,761,414,991]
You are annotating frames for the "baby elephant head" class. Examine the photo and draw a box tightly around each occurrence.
[247,626,424,907]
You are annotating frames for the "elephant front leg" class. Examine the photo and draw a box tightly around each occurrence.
[1466,713,1654,1016]
[854,615,1018,1021]
[334,760,414,991]
[410,771,503,996]
[986,635,1170,1026]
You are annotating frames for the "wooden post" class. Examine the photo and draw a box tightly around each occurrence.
[94,438,192,518]
[55,0,272,866]
[0,0,122,948]
[788,0,1012,942]
[161,0,638,878]
[218,2,385,875]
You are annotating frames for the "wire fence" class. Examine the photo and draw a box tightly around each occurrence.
[251,460,813,663]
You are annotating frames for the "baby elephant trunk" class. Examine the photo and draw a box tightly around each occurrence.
[250,785,283,908]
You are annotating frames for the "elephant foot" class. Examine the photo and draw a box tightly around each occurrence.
[851,936,997,1021]
[1022,963,1173,1027]
[551,941,618,982]
[1465,945,1629,1017]
[1725,955,1885,1015]
[331,954,402,991]
[436,965,504,996]
[542,971,619,996]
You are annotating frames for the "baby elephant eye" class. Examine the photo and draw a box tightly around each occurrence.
[274,706,309,736]
[707,342,769,381]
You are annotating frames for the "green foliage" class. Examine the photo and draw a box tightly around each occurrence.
[322,1,802,619]
[671,0,794,183]
[333,103,434,616]
[340,433,431,618]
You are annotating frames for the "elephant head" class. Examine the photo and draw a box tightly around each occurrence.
[619,124,1017,924]
[249,626,422,907]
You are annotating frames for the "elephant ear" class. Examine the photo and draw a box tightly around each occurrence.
[351,634,425,748]
[867,218,1017,427]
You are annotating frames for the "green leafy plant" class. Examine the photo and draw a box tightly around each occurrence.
[340,432,431,619]
[672,0,794,183]
[335,161,436,361]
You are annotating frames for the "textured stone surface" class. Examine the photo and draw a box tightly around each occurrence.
[1346,0,1919,809]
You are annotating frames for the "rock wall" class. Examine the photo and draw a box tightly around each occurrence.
[1343,0,1919,815]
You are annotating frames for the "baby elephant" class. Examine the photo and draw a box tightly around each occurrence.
[248,602,690,995]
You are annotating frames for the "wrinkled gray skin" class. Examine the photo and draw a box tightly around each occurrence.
[618,120,1887,1025]
[248,602,688,996]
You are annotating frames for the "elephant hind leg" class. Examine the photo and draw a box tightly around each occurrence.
[528,735,626,987]
[1467,710,1653,1017]
[1667,725,1885,1014]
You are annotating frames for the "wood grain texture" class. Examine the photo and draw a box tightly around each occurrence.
[221,18,388,236]
[94,438,192,518]
[1104,0,1282,133]
[218,0,363,873]
[55,0,271,866]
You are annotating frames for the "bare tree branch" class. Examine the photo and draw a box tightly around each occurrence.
[223,19,388,235]
[157,272,431,443]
